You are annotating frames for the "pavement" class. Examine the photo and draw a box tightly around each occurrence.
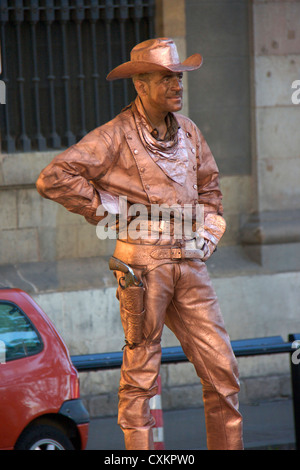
[86,398,296,451]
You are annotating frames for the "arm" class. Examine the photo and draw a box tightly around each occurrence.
[196,129,226,259]
[36,129,115,225]
[197,129,223,217]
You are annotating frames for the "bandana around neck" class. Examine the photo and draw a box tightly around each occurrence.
[132,98,189,186]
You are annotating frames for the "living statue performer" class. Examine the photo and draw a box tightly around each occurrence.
[36,38,243,450]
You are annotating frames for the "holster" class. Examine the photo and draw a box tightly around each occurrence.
[119,284,145,349]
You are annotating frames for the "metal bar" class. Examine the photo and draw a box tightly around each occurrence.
[289,333,300,450]
[14,0,31,151]
[59,0,75,146]
[29,0,46,150]
[133,0,143,45]
[105,0,114,119]
[71,351,123,371]
[71,336,297,372]
[75,0,87,139]
[147,0,155,38]
[45,0,61,148]
[119,0,128,104]
[0,0,15,152]
[90,0,100,126]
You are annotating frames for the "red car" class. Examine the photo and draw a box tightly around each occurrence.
[0,288,89,450]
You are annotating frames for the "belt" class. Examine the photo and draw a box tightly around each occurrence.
[113,239,204,266]
[151,246,204,260]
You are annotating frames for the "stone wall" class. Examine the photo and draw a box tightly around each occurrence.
[242,0,300,267]
[0,151,117,265]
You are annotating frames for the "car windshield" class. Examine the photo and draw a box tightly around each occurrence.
[0,302,43,363]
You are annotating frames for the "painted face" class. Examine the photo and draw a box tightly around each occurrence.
[143,71,184,115]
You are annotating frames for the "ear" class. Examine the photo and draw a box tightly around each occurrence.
[134,79,149,97]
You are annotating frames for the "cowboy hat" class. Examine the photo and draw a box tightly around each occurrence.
[106,38,202,81]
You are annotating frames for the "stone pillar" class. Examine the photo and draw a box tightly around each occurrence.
[242,0,300,270]
[155,0,189,117]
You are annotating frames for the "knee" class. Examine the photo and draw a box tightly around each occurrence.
[201,367,241,398]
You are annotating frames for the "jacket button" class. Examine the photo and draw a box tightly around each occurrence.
[193,184,197,190]
[145,184,150,190]
[193,165,197,170]
[140,167,145,172]
[134,149,138,154]
[191,148,195,153]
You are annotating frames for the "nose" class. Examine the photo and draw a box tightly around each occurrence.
[171,76,183,91]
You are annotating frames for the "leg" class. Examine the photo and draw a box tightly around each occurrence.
[116,264,175,450]
[165,260,243,450]
[118,343,161,450]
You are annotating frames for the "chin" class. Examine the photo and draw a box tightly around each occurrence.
[168,100,183,113]
[173,103,183,113]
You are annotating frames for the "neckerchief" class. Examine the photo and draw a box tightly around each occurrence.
[131,97,189,186]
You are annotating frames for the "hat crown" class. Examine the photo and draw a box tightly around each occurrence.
[130,38,180,67]
[106,37,202,81]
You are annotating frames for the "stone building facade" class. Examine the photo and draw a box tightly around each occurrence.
[0,0,300,416]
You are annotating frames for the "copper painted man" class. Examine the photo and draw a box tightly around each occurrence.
[36,38,243,450]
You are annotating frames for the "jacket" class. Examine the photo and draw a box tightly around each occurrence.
[36,101,223,228]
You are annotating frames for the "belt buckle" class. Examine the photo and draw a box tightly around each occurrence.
[171,247,182,259]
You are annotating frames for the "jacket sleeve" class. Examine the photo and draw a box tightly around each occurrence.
[196,128,223,217]
[36,129,115,225]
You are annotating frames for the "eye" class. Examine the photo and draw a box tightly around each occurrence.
[163,74,183,83]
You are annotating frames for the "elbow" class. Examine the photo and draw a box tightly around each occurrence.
[36,173,47,198]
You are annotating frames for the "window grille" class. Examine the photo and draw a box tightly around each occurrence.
[0,0,155,153]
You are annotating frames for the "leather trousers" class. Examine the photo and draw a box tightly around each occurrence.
[115,249,243,450]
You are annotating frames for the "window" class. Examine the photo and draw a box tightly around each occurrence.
[0,1,155,153]
[0,302,43,362]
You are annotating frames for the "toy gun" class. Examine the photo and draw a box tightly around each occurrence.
[109,256,143,289]
[109,256,144,349]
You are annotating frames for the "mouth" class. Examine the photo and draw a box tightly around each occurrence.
[169,95,182,101]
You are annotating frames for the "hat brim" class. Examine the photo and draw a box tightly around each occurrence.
[106,53,203,81]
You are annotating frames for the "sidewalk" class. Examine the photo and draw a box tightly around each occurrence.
[86,399,295,450]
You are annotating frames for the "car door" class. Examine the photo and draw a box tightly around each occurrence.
[0,300,44,449]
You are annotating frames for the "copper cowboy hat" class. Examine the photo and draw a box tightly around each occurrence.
[106,37,203,81]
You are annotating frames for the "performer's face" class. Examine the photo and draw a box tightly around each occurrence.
[139,71,183,115]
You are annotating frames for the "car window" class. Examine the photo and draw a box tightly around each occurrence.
[0,302,43,362]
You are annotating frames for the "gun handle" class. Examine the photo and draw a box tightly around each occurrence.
[109,256,128,274]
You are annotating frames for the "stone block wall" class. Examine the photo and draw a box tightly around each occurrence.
[0,152,116,265]
[253,0,300,212]
[242,0,300,266]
